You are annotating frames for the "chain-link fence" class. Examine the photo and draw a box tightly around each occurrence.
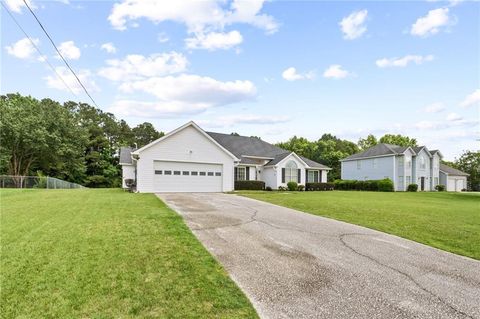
[0,175,85,189]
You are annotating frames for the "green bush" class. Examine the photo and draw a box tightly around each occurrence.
[287,181,298,191]
[265,186,273,191]
[407,184,418,192]
[234,180,265,190]
[378,178,394,192]
[297,185,305,191]
[333,179,393,192]
[278,186,287,191]
[305,182,335,191]
[435,184,446,191]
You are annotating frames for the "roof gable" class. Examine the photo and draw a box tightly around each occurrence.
[132,121,239,160]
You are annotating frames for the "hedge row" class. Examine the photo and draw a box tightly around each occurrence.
[305,182,335,191]
[333,179,394,192]
[234,180,265,190]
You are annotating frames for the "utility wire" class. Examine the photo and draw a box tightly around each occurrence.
[21,0,100,108]
[1,1,78,98]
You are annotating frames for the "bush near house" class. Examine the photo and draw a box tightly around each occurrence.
[334,179,394,192]
[287,181,298,191]
[435,184,446,192]
[234,180,265,190]
[305,182,335,191]
[278,186,287,191]
[297,185,305,191]
[407,184,418,192]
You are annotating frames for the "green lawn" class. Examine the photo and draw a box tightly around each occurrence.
[239,191,480,260]
[0,189,257,318]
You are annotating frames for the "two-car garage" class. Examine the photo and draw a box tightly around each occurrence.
[153,161,224,193]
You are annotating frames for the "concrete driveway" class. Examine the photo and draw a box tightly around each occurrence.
[157,193,480,319]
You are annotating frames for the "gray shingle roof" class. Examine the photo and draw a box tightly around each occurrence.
[440,163,469,176]
[207,132,330,169]
[343,143,399,161]
[119,146,135,164]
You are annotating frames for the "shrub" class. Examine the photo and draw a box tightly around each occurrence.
[287,181,298,191]
[378,178,394,192]
[305,182,335,191]
[435,184,446,192]
[278,186,287,191]
[297,184,305,191]
[234,180,265,190]
[265,186,272,191]
[461,188,467,192]
[124,179,136,192]
[407,184,418,192]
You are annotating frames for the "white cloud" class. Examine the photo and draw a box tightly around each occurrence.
[98,52,188,81]
[185,30,243,50]
[4,0,35,13]
[424,102,445,113]
[446,112,463,121]
[460,89,480,108]
[57,41,81,60]
[110,74,257,118]
[282,67,315,81]
[323,64,351,79]
[5,37,39,59]
[158,32,169,43]
[45,66,99,94]
[339,9,368,40]
[411,8,451,37]
[100,42,116,54]
[108,0,278,34]
[376,54,434,68]
[198,114,290,128]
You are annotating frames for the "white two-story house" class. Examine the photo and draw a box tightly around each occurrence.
[340,143,467,191]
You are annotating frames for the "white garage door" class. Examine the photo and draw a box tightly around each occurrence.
[153,161,223,192]
[448,179,456,191]
[456,179,464,191]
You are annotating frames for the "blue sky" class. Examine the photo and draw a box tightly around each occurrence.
[2,0,479,160]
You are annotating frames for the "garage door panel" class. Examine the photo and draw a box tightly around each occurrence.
[154,161,223,192]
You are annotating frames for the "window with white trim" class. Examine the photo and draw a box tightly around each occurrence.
[406,176,411,185]
[284,160,298,183]
[307,170,319,183]
[235,167,246,181]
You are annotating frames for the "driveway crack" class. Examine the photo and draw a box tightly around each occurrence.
[339,233,474,319]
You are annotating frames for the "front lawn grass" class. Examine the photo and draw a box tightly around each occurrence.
[0,189,257,318]
[239,191,480,260]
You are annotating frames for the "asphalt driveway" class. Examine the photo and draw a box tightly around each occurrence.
[157,193,480,319]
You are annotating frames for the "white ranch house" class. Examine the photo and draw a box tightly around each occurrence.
[341,143,469,191]
[120,121,331,193]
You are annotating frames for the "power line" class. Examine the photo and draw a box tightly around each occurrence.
[1,1,78,98]
[21,0,100,108]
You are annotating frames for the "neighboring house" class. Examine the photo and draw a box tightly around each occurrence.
[120,121,331,193]
[341,143,468,191]
[439,163,469,191]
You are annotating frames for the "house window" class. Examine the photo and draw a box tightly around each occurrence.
[420,157,426,169]
[307,170,319,183]
[215,172,221,176]
[406,176,411,185]
[235,167,246,181]
[173,171,181,175]
[164,170,172,175]
[284,160,298,183]
[191,171,198,176]
[434,177,439,186]
[407,159,412,169]
[373,159,378,169]
[357,161,361,170]
[155,170,162,175]
[199,172,206,176]
[182,171,189,175]
[207,172,214,176]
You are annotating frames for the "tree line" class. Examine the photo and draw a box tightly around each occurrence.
[0,93,163,187]
[1,93,477,189]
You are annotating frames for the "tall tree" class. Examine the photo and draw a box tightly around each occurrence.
[358,134,377,150]
[454,150,480,191]
[132,122,164,148]
[379,134,417,147]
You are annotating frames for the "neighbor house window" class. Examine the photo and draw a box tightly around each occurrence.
[191,171,198,176]
[155,170,162,175]
[207,172,214,176]
[420,157,426,169]
[215,172,221,176]
[357,161,361,170]
[235,167,246,181]
[372,159,378,169]
[173,171,181,175]
[164,170,172,175]
[199,172,206,176]
[284,160,298,183]
[182,171,189,175]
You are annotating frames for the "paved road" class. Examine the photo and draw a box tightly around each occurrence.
[157,193,480,319]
